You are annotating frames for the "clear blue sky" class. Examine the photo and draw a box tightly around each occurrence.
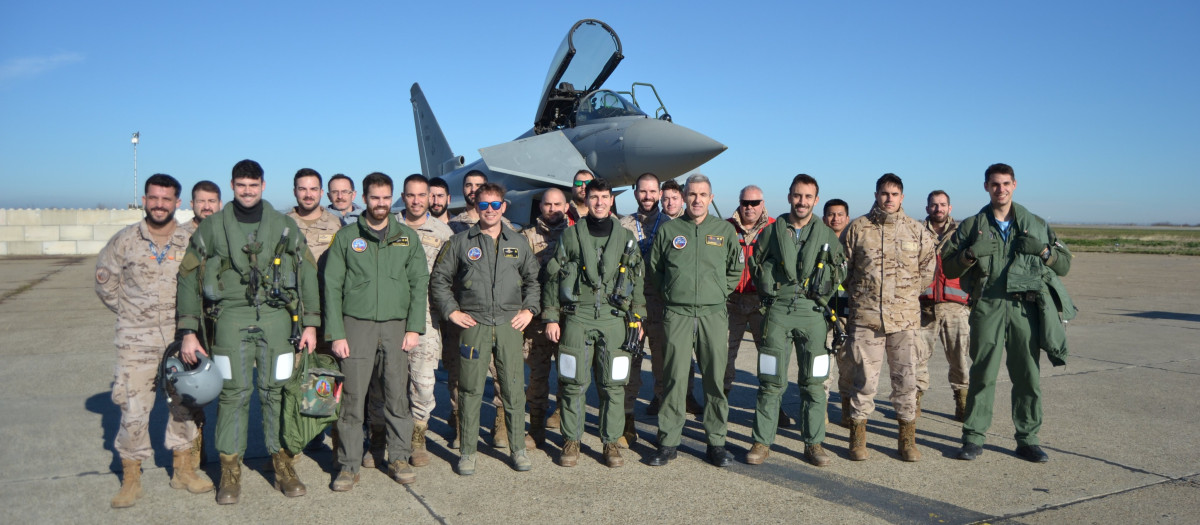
[2,1,1197,224]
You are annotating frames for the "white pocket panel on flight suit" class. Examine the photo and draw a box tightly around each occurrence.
[812,354,830,378]
[213,355,233,380]
[275,352,294,381]
[759,354,778,376]
[559,353,578,380]
[611,355,630,381]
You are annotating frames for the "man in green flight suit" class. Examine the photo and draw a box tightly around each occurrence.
[942,163,1071,463]
[177,159,321,504]
[647,174,743,467]
[325,172,428,490]
[431,182,541,475]
[543,177,646,468]
[745,174,845,467]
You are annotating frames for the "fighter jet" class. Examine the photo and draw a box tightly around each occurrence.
[408,18,726,224]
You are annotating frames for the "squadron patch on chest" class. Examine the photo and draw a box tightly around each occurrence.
[705,235,725,246]
[467,247,483,261]
[390,236,410,247]
[672,235,687,249]
[351,238,368,253]
[503,247,519,258]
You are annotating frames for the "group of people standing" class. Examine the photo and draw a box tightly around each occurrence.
[96,159,1071,509]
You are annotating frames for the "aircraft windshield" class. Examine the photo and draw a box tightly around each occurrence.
[575,90,645,124]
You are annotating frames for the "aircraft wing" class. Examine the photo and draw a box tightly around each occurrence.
[478,131,591,186]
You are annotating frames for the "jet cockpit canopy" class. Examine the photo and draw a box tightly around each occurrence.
[534,19,623,133]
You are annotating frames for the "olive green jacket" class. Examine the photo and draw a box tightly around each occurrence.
[753,215,845,309]
[648,213,743,315]
[323,213,428,341]
[176,200,320,331]
[430,223,541,326]
[542,216,647,321]
[942,202,1071,299]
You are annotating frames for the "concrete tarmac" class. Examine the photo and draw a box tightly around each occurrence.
[0,252,1197,524]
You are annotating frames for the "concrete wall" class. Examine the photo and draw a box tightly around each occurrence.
[0,209,195,255]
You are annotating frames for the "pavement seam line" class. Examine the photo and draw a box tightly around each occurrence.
[973,471,1200,524]
[0,257,85,305]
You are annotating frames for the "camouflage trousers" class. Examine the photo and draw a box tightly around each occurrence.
[846,325,918,421]
[369,310,442,427]
[726,292,765,394]
[112,345,202,461]
[523,325,557,413]
[916,302,971,393]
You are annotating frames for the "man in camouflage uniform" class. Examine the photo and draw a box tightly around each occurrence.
[182,180,222,235]
[821,199,854,426]
[96,174,212,508]
[396,174,454,466]
[428,177,451,223]
[521,187,570,448]
[842,173,935,462]
[287,168,341,263]
[445,170,512,448]
[568,169,594,221]
[916,190,972,421]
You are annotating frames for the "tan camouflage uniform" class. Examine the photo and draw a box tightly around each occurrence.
[96,220,202,460]
[842,205,936,421]
[402,214,453,423]
[618,208,673,413]
[521,216,569,414]
[286,206,341,262]
[917,217,971,393]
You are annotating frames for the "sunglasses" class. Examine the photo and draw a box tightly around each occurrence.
[477,201,503,211]
[740,199,763,207]
[573,179,593,187]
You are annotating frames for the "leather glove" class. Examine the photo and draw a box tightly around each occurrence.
[964,233,998,261]
[1014,233,1048,256]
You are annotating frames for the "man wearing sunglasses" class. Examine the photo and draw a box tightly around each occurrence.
[647,174,743,468]
[444,170,514,448]
[568,170,594,222]
[432,183,541,475]
[543,177,646,468]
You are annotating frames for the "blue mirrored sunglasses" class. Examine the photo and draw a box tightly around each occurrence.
[477,201,503,211]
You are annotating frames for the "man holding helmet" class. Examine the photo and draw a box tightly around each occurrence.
[95,173,214,508]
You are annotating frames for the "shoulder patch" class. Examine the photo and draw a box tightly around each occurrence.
[351,238,368,253]
[705,235,725,246]
[502,247,519,258]
[95,267,111,284]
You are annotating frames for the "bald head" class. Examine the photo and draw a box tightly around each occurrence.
[539,187,569,224]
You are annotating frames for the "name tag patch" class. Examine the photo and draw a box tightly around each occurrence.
[390,236,410,247]
[351,238,367,253]
[503,247,519,258]
[706,235,725,246]
[901,241,918,252]
[420,234,443,248]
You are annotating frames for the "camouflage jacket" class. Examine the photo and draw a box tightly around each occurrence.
[401,212,454,274]
[287,206,342,262]
[179,218,200,237]
[843,205,936,333]
[521,216,570,268]
[95,220,192,348]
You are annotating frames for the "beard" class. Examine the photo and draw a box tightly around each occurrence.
[429,203,446,216]
[146,209,176,227]
[369,206,390,222]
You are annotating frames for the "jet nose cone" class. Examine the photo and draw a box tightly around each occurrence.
[623,118,726,179]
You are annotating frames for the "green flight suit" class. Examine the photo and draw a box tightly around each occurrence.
[942,202,1071,447]
[751,216,844,446]
[542,217,646,444]
[324,213,428,472]
[430,224,540,455]
[176,201,320,456]
[648,214,742,447]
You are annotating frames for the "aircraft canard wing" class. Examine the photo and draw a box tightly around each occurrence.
[478,131,591,186]
[411,83,464,177]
